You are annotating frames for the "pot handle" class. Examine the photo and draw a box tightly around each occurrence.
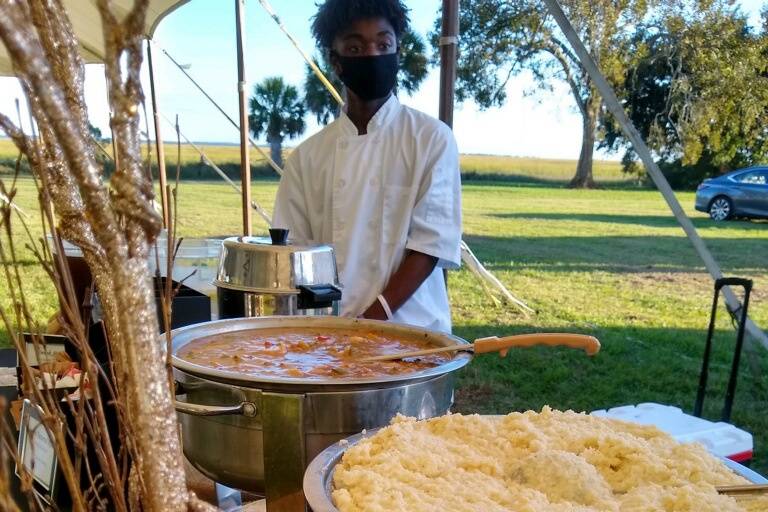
[174,397,258,417]
[474,333,601,357]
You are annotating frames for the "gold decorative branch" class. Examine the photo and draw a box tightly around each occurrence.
[0,0,214,509]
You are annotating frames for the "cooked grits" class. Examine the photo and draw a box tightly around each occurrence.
[332,408,768,512]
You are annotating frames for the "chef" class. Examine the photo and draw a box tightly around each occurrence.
[273,0,461,333]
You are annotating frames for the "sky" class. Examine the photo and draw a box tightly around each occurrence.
[0,0,765,160]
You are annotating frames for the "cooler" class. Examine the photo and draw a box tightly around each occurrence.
[591,402,753,463]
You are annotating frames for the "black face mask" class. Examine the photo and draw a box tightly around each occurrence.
[334,53,399,101]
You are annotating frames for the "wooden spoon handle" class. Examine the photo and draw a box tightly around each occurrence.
[474,333,601,357]
[359,344,467,362]
[716,483,768,495]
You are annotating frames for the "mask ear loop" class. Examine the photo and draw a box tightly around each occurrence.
[328,49,342,79]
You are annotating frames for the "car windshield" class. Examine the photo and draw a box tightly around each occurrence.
[733,170,768,185]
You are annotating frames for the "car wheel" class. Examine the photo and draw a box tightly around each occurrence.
[709,196,733,221]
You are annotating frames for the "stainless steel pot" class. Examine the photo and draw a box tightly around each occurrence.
[303,426,768,512]
[171,316,471,511]
[215,232,342,318]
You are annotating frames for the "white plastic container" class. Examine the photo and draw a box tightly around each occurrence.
[591,403,753,462]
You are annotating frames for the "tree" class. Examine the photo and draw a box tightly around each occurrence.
[88,122,103,141]
[304,28,429,125]
[438,0,652,187]
[602,1,768,187]
[304,59,340,125]
[249,77,306,167]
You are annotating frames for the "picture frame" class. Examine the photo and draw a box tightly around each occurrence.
[16,399,59,502]
[20,333,69,367]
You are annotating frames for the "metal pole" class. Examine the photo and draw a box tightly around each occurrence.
[438,0,459,128]
[694,285,720,418]
[146,39,170,229]
[235,0,252,236]
[722,278,752,422]
[439,0,459,285]
[541,0,768,349]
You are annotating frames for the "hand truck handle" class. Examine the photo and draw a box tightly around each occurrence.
[715,277,753,293]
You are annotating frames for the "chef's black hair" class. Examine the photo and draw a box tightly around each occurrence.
[311,0,410,50]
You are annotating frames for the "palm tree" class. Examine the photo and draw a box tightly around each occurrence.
[249,77,306,167]
[304,59,342,125]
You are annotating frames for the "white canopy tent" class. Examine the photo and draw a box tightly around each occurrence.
[0,0,189,75]
[0,0,190,228]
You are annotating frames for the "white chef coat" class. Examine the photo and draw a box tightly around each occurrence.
[273,95,462,332]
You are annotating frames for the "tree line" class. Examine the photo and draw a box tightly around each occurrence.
[249,0,768,189]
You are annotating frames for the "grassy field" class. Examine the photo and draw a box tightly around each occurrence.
[2,174,768,475]
[459,153,627,183]
[0,138,629,184]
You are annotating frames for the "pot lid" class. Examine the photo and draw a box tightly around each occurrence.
[214,230,340,294]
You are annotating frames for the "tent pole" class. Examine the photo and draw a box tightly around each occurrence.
[541,0,768,349]
[146,39,170,230]
[438,0,459,128]
[235,0,252,236]
[439,0,459,285]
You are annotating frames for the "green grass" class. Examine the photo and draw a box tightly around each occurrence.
[0,138,265,166]
[460,153,626,183]
[0,138,629,185]
[2,177,768,475]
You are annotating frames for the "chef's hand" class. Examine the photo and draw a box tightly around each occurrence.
[361,251,438,320]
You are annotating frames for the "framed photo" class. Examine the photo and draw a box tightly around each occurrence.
[20,333,69,367]
[16,399,58,499]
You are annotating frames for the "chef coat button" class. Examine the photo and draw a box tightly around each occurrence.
[369,178,379,186]
[339,141,348,150]
[338,179,346,188]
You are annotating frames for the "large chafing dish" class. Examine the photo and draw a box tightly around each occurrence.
[171,316,471,511]
[302,424,768,512]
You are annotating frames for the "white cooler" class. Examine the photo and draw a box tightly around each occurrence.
[591,402,753,463]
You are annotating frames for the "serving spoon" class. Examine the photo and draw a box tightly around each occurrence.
[359,333,601,362]
[716,483,768,496]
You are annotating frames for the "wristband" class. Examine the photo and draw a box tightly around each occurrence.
[377,294,393,320]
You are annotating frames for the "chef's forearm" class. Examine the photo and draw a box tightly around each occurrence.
[362,250,438,320]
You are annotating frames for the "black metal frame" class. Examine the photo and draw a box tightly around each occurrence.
[694,277,753,423]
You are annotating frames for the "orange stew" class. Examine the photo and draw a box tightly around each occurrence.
[176,328,452,379]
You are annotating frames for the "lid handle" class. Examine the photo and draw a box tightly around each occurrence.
[297,284,342,310]
[269,228,289,246]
